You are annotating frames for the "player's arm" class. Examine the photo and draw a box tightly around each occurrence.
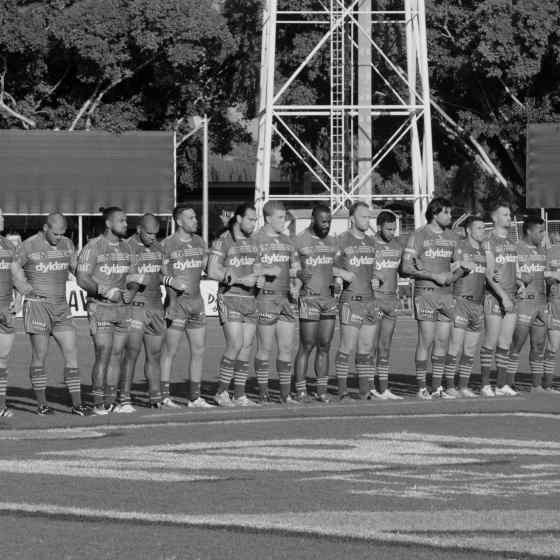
[484,245,514,311]
[401,234,449,285]
[76,245,118,301]
[545,255,560,283]
[289,244,302,295]
[160,251,187,294]
[10,261,35,297]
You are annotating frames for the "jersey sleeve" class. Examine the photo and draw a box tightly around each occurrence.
[77,242,97,275]
[15,241,29,267]
[403,231,421,262]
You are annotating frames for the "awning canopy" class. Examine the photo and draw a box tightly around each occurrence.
[0,131,174,214]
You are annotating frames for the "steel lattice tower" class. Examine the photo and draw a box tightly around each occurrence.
[254,0,435,227]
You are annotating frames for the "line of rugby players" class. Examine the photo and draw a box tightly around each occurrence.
[0,196,558,417]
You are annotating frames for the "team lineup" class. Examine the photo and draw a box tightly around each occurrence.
[0,196,559,418]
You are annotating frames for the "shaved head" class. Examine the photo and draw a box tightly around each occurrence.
[137,213,160,247]
[46,212,67,229]
[139,213,160,231]
[43,212,67,246]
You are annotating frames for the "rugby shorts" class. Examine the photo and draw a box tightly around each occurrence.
[375,293,400,321]
[165,294,206,330]
[24,298,74,335]
[452,296,483,333]
[339,295,380,328]
[515,297,547,328]
[413,288,454,323]
[0,306,15,335]
[128,302,166,336]
[483,292,518,318]
[217,293,257,325]
[547,299,560,331]
[257,293,298,326]
[299,295,338,321]
[87,301,130,336]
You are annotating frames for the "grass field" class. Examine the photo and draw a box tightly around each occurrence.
[2,317,560,559]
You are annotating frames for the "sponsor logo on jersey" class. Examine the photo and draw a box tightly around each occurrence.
[260,253,290,265]
[0,260,11,271]
[495,254,517,265]
[173,259,203,271]
[305,255,333,267]
[349,255,375,267]
[471,264,486,273]
[424,248,453,259]
[100,263,130,275]
[519,263,546,274]
[137,263,161,274]
[376,259,399,270]
[35,261,68,273]
[228,256,256,268]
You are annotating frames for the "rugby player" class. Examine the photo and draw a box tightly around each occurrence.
[544,231,560,393]
[508,216,548,393]
[443,215,487,398]
[16,213,89,416]
[160,204,210,408]
[371,210,404,400]
[120,214,166,410]
[402,197,456,400]
[335,201,378,401]
[77,207,133,415]
[254,200,301,404]
[0,208,31,418]
[207,202,260,407]
[293,204,345,403]
[481,202,519,397]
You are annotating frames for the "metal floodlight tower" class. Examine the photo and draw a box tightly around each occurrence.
[255,0,435,227]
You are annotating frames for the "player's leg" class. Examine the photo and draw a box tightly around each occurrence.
[215,319,244,406]
[443,325,466,396]
[294,319,319,401]
[185,324,209,407]
[143,334,163,406]
[481,305,502,396]
[28,333,51,411]
[0,330,15,417]
[415,320,435,399]
[506,319,529,394]
[52,327,86,413]
[545,319,560,392]
[160,326,183,407]
[457,331,480,397]
[376,314,399,399]
[90,331,113,414]
[314,316,336,402]
[255,321,275,402]
[119,327,144,412]
[276,318,297,403]
[528,321,547,392]
[431,319,452,398]
[105,330,128,411]
[495,312,518,395]
[336,323,358,399]
[356,322,376,399]
[233,322,258,405]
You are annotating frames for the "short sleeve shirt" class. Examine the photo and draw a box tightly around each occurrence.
[77,235,132,302]
[516,239,546,302]
[0,236,15,308]
[336,231,376,298]
[17,232,75,304]
[373,235,403,296]
[547,245,560,300]
[482,231,518,297]
[161,232,206,299]
[209,230,259,295]
[452,238,487,304]
[126,235,164,307]
[295,228,339,297]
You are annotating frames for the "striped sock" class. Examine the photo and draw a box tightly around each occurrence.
[529,350,544,388]
[92,386,104,407]
[355,354,371,397]
[479,346,493,387]
[104,385,117,407]
[0,368,7,408]
[255,359,270,396]
[443,354,458,388]
[316,376,328,396]
[161,381,170,399]
[295,379,307,394]
[336,352,350,395]
[217,356,235,393]
[368,359,376,391]
[508,352,521,388]
[415,360,428,389]
[30,366,48,406]
[544,351,557,388]
[190,381,201,401]
[277,360,292,400]
[64,367,82,407]
[376,356,389,394]
[495,347,509,388]
[431,354,445,391]
[233,360,249,399]
[149,389,162,405]
[458,354,474,389]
